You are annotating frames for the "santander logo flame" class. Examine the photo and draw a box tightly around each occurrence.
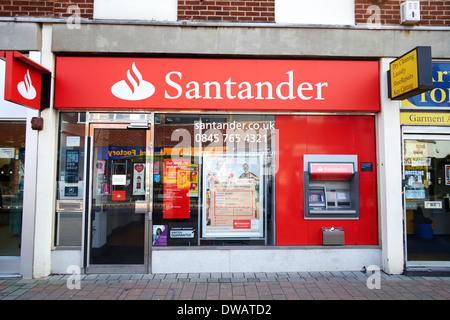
[111,62,155,101]
[17,69,37,100]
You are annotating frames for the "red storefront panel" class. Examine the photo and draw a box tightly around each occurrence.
[1,51,50,110]
[54,57,380,112]
[276,115,378,245]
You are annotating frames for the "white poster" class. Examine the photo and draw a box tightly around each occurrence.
[0,148,14,159]
[202,152,264,238]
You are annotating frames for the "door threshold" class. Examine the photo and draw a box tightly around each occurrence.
[86,264,147,274]
[404,261,450,276]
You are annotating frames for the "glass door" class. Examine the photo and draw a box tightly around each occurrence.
[0,121,26,274]
[403,135,450,265]
[86,122,151,273]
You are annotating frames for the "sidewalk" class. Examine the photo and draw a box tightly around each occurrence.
[1,271,449,301]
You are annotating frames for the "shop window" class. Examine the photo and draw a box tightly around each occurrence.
[152,114,276,246]
[0,121,25,256]
[275,0,355,25]
[404,138,450,262]
[55,113,86,247]
[93,0,177,21]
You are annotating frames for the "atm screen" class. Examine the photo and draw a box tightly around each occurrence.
[309,190,325,204]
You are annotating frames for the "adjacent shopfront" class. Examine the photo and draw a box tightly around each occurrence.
[0,122,26,259]
[401,61,450,269]
[0,53,40,275]
[51,56,381,273]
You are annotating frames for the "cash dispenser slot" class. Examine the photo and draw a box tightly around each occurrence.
[304,155,359,219]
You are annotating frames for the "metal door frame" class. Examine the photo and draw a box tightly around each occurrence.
[83,113,154,274]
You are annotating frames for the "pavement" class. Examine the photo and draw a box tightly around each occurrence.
[1,271,450,302]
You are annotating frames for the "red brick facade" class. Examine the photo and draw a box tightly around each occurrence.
[0,0,93,18]
[0,0,448,26]
[356,0,450,26]
[178,0,275,22]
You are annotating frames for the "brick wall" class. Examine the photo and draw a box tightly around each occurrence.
[178,0,275,22]
[355,0,450,26]
[0,0,448,26]
[0,0,94,18]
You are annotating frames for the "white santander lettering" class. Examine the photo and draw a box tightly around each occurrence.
[315,82,328,100]
[203,81,223,99]
[164,70,328,101]
[297,82,313,100]
[276,70,295,100]
[186,81,201,99]
[165,71,182,99]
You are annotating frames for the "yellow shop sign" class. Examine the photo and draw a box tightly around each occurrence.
[389,46,433,100]
[401,112,450,125]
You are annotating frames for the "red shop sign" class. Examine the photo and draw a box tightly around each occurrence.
[310,163,354,180]
[1,51,51,110]
[54,57,379,111]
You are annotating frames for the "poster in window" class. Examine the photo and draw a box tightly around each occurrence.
[189,164,199,197]
[163,159,191,219]
[153,225,167,246]
[446,165,450,185]
[65,149,79,183]
[133,163,145,195]
[202,152,263,238]
[404,169,426,199]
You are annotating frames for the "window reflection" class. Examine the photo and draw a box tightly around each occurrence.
[55,113,86,247]
[404,139,450,262]
[0,121,26,256]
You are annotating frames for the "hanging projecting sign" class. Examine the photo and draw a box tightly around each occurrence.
[54,57,380,112]
[0,51,51,110]
[388,46,433,100]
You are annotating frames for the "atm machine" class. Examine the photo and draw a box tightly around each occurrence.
[304,154,359,219]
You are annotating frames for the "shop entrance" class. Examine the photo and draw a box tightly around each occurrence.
[86,117,153,273]
[0,121,26,274]
[403,134,450,267]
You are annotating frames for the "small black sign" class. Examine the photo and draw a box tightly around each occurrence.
[360,162,373,172]
[65,186,78,197]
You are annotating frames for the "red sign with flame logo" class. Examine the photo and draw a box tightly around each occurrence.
[1,51,51,110]
[54,57,380,111]
[310,163,354,180]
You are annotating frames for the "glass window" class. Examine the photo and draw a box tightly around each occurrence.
[55,113,86,247]
[152,114,276,246]
[0,121,26,256]
[404,138,450,262]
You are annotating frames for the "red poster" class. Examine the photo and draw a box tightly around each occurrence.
[163,159,190,219]
[112,190,126,201]
[55,57,379,112]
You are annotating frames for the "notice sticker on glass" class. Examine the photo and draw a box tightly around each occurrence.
[0,148,14,159]
[66,136,81,147]
[112,174,126,185]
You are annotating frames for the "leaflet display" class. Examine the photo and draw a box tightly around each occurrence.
[304,155,359,219]
[202,152,264,238]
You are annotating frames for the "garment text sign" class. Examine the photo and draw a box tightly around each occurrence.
[55,57,380,112]
[388,46,433,100]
